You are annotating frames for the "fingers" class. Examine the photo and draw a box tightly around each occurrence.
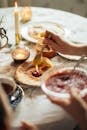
[45,30,52,38]
[70,88,87,111]
[83,94,87,103]
[20,121,37,130]
[43,38,59,52]
[44,31,69,54]
[45,30,63,43]
[70,87,80,99]
[47,95,70,108]
[48,87,87,112]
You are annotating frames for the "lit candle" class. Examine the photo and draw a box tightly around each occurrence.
[14,1,20,45]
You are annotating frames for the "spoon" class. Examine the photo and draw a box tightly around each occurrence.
[60,55,85,81]
[71,55,85,74]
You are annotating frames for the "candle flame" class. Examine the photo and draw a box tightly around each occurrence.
[15,1,17,8]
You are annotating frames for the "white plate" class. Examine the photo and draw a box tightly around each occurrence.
[58,53,87,60]
[59,24,87,60]
[67,24,87,44]
[21,21,67,43]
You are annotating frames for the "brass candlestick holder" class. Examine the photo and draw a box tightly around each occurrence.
[15,33,21,45]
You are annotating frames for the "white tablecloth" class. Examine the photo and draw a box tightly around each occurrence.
[0,7,87,130]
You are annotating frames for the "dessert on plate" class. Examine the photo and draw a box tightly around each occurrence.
[35,39,56,58]
[41,65,87,98]
[15,53,53,87]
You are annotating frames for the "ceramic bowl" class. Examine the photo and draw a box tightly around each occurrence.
[12,47,30,63]
[41,64,87,98]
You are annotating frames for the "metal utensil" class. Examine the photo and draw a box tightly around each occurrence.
[71,55,85,74]
[62,55,86,80]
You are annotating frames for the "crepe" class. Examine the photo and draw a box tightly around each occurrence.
[15,57,53,87]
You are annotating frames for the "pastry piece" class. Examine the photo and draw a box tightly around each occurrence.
[15,57,53,87]
[15,61,40,86]
[20,7,32,23]
[35,40,56,58]
[38,57,53,71]
[42,45,57,58]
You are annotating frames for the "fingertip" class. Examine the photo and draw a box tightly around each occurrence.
[45,30,51,38]
[70,87,80,96]
[47,95,69,107]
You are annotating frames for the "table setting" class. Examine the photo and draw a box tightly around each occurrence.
[0,2,87,130]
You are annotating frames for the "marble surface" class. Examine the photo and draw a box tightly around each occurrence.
[0,7,87,46]
[0,7,87,130]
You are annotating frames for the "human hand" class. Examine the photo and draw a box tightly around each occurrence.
[44,30,87,56]
[44,30,65,53]
[44,30,75,53]
[20,121,38,130]
[47,88,87,130]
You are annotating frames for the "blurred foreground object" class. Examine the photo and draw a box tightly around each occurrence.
[0,87,12,130]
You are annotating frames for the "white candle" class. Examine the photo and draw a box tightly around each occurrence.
[14,1,19,34]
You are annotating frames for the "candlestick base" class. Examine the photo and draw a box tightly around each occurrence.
[15,33,21,45]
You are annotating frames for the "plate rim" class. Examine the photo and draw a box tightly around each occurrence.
[58,53,87,61]
[21,21,66,43]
